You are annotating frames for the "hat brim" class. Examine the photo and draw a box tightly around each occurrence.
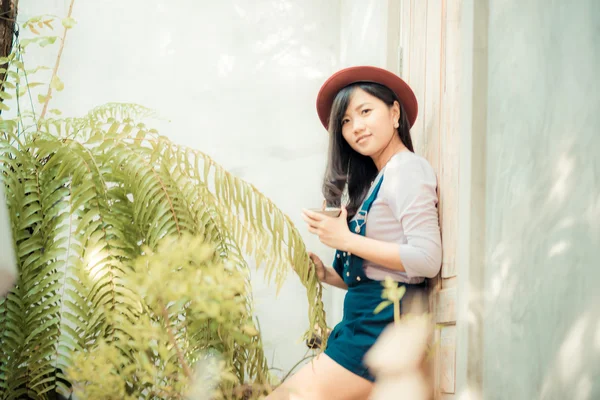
[316,66,418,130]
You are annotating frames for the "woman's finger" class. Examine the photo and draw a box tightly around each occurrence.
[308,252,322,267]
[301,214,322,230]
[301,213,316,224]
[302,208,325,222]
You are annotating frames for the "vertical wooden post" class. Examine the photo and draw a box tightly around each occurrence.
[390,1,463,397]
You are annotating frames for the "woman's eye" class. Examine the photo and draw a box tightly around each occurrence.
[341,119,349,125]
[361,109,371,115]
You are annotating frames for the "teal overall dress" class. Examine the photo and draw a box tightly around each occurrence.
[324,173,426,382]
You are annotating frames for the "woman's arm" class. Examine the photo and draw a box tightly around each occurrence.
[342,235,406,273]
[341,159,442,278]
[342,231,440,279]
[302,158,442,280]
[323,266,348,290]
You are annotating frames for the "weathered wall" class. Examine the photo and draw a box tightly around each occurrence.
[483,1,600,398]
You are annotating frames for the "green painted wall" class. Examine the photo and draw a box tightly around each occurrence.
[483,1,600,399]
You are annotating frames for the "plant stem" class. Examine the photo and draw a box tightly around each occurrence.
[280,350,314,383]
[38,0,75,124]
[394,301,400,325]
[161,303,193,381]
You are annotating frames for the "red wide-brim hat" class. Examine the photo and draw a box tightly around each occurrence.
[316,65,418,130]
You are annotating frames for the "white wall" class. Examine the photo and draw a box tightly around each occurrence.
[16,0,342,377]
[340,0,390,68]
[0,185,17,297]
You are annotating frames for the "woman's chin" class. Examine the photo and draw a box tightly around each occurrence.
[353,145,378,158]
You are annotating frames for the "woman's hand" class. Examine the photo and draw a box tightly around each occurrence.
[308,252,326,282]
[301,207,352,251]
[307,252,348,290]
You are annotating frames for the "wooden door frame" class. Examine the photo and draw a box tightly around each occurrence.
[386,1,489,398]
[387,0,489,398]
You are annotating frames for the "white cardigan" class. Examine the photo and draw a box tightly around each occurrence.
[362,150,442,283]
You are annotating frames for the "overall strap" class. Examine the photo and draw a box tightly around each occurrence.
[332,174,385,287]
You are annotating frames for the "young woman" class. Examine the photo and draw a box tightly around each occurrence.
[268,66,442,400]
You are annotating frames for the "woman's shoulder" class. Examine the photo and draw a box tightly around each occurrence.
[385,151,436,182]
[380,151,438,214]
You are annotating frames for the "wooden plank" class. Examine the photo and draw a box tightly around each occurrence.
[441,254,457,278]
[406,0,428,155]
[442,276,457,289]
[428,274,442,313]
[439,0,461,279]
[434,287,457,323]
[400,0,413,79]
[433,325,442,396]
[398,0,410,77]
[387,0,402,74]
[398,3,460,399]
[423,0,443,173]
[440,325,456,394]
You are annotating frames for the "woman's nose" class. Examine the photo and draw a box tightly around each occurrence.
[353,119,366,133]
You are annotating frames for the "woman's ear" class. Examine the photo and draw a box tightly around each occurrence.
[392,100,401,125]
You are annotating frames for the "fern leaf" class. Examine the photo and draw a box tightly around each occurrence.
[108,132,328,346]
[2,102,328,398]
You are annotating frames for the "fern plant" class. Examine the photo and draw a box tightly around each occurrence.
[0,100,328,398]
[67,233,272,399]
[0,13,327,396]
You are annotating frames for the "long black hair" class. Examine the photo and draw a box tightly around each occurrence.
[322,82,414,220]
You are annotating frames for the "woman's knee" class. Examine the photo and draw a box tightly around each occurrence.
[265,353,373,400]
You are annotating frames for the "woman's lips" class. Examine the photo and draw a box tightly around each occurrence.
[356,134,372,144]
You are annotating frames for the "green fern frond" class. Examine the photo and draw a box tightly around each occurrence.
[1,102,326,399]
[35,102,156,143]
[179,144,327,345]
[104,130,328,346]
[0,140,63,399]
[83,102,157,127]
[66,234,265,399]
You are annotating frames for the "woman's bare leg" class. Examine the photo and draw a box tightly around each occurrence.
[265,353,373,400]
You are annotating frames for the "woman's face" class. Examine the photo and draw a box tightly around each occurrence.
[340,88,400,157]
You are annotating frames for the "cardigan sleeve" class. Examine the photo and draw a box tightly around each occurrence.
[381,157,442,279]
